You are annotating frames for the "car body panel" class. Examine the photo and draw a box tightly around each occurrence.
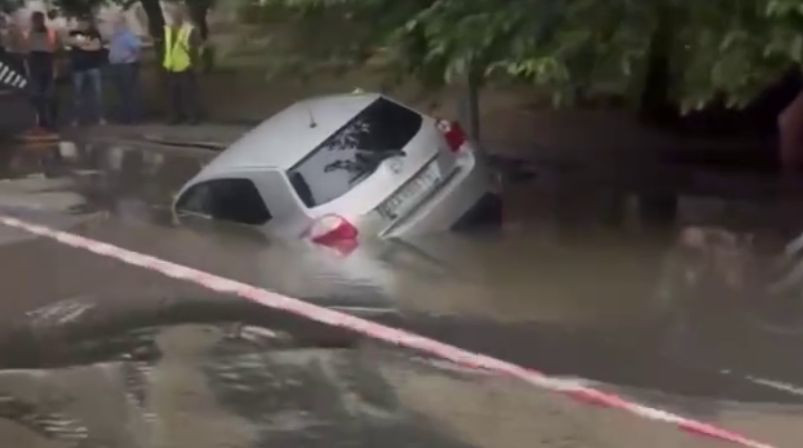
[300,114,445,218]
[174,93,498,241]
[382,145,492,238]
[200,94,381,177]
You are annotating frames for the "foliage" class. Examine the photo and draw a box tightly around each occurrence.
[246,0,429,74]
[54,0,102,16]
[260,0,803,111]
[0,0,22,13]
[48,0,214,42]
[668,0,801,112]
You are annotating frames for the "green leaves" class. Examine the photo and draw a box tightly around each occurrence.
[766,0,803,17]
[0,0,23,13]
[260,0,803,111]
[53,0,107,16]
[668,0,800,113]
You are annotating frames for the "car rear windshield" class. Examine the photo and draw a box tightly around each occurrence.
[287,98,423,208]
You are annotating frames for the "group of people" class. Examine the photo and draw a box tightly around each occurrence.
[0,6,202,131]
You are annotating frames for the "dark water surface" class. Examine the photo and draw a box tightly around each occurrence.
[0,140,801,446]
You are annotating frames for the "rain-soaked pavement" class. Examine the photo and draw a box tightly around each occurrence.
[0,137,802,446]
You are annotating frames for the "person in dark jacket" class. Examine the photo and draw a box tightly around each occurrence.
[68,17,106,126]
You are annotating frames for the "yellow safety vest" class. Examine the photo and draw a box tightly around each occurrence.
[163,24,194,72]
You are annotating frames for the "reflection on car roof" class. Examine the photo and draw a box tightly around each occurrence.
[201,93,382,177]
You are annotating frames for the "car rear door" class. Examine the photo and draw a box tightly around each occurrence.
[251,169,311,237]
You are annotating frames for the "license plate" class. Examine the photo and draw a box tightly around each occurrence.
[378,161,442,220]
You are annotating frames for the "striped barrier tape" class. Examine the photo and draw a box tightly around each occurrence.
[0,59,27,90]
[0,214,774,448]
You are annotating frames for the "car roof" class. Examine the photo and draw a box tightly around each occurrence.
[200,93,384,177]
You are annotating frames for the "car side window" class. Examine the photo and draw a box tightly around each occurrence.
[176,178,272,225]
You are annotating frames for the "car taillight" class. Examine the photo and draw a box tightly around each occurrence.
[308,215,359,254]
[436,119,467,153]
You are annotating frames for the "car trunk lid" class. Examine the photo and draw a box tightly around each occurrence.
[286,98,459,224]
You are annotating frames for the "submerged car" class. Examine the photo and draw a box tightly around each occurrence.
[173,93,500,248]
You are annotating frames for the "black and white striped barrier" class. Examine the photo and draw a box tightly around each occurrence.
[0,57,27,90]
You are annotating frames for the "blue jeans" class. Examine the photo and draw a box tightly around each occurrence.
[72,68,104,123]
[27,53,56,129]
[110,63,141,123]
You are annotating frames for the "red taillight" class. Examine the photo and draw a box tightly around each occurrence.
[436,119,467,153]
[308,214,359,254]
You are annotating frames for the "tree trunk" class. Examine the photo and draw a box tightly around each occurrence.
[189,1,211,41]
[639,3,673,123]
[188,0,214,72]
[139,0,165,59]
[778,88,803,173]
[466,69,481,142]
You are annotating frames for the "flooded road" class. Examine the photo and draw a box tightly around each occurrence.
[0,139,802,446]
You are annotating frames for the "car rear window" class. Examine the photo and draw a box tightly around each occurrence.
[287,98,423,208]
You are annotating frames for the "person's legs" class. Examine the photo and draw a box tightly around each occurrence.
[110,64,125,122]
[49,76,60,127]
[113,64,132,123]
[72,70,86,125]
[42,72,55,129]
[167,72,184,124]
[176,72,190,123]
[180,70,201,124]
[88,68,105,124]
[128,63,142,122]
[29,60,55,129]
[29,71,48,128]
[117,63,141,123]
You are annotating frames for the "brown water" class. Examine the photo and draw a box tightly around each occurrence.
[0,140,802,447]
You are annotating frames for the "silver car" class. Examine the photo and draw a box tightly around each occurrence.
[173,93,500,248]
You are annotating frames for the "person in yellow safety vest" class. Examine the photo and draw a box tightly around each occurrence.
[163,6,202,125]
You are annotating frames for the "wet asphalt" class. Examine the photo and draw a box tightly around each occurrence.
[0,135,801,446]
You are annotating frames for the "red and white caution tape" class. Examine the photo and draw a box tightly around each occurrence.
[0,214,774,448]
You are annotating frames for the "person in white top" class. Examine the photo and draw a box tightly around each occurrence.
[108,15,142,123]
[23,11,61,129]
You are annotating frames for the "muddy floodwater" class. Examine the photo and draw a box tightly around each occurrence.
[0,140,802,446]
